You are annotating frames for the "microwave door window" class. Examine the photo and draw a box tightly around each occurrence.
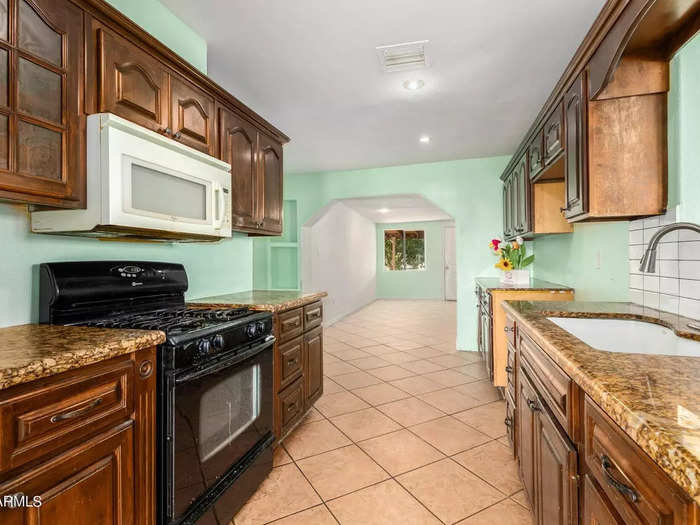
[130,163,208,222]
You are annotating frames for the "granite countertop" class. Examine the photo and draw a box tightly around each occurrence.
[502,300,700,503]
[0,324,165,392]
[475,277,573,292]
[189,290,328,313]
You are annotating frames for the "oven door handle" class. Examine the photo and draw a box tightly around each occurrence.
[174,336,275,385]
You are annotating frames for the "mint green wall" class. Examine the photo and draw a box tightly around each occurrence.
[532,223,630,300]
[284,156,511,350]
[0,2,256,328]
[105,0,207,73]
[253,201,300,290]
[668,32,700,223]
[376,221,452,300]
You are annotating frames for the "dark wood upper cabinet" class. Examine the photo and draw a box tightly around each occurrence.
[528,131,544,179]
[219,106,257,230]
[515,154,531,235]
[563,73,588,220]
[0,0,83,208]
[94,25,168,134]
[543,103,565,166]
[258,131,283,235]
[169,74,215,155]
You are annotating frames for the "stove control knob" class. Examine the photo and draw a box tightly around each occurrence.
[212,334,225,350]
[246,323,257,339]
[196,339,212,358]
[256,320,266,334]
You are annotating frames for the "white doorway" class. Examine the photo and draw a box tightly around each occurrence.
[444,226,457,301]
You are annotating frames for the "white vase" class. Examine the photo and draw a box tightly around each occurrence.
[500,269,530,285]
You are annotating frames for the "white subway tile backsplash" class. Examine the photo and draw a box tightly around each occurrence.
[628,229,644,245]
[627,210,700,319]
[679,261,700,280]
[629,245,644,259]
[657,242,678,260]
[680,279,700,300]
[680,230,700,242]
[643,274,660,293]
[659,277,679,295]
[659,294,679,314]
[644,291,660,309]
[679,241,700,260]
[679,298,700,320]
[657,260,679,278]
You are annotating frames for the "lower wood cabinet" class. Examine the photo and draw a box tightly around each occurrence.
[274,301,324,440]
[0,346,156,525]
[510,317,699,525]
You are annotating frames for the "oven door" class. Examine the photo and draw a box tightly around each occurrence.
[164,337,274,524]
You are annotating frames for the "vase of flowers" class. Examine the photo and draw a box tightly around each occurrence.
[489,236,534,285]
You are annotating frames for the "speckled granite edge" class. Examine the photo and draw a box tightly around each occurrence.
[475,277,574,292]
[502,300,700,504]
[189,291,328,313]
[0,325,165,391]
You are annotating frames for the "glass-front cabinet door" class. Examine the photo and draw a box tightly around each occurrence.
[0,0,83,207]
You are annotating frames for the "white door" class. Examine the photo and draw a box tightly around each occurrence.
[444,226,457,301]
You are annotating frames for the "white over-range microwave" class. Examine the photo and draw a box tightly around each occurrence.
[31,113,232,241]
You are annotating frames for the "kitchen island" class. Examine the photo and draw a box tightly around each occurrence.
[191,290,328,440]
[502,299,700,523]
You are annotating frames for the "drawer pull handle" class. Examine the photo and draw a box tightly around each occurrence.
[287,358,298,366]
[601,454,639,503]
[505,365,513,374]
[50,398,103,423]
[526,398,541,412]
[504,417,512,427]
[504,326,514,333]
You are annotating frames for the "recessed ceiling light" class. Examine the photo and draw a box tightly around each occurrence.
[403,79,425,91]
[419,135,431,143]
[378,208,390,214]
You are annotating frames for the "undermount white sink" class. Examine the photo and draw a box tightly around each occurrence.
[546,317,700,358]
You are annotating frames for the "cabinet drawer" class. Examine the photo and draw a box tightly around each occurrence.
[519,332,575,438]
[0,357,133,473]
[583,396,694,525]
[278,378,304,437]
[278,307,303,343]
[303,301,323,331]
[277,336,303,390]
[504,314,516,346]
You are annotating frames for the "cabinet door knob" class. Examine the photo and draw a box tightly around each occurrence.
[161,127,172,136]
[174,131,182,139]
[560,206,568,213]
[504,326,514,332]
[505,365,513,374]
[526,398,541,412]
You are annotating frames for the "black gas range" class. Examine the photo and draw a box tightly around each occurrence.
[39,261,275,525]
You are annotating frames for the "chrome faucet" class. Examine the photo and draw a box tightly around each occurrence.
[639,222,700,273]
[638,221,700,330]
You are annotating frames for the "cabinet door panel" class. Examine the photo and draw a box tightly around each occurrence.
[0,423,134,525]
[304,327,323,408]
[258,132,283,234]
[583,475,624,525]
[170,75,215,154]
[564,73,588,219]
[517,368,537,512]
[515,155,531,234]
[536,404,578,525]
[219,107,258,230]
[95,26,169,133]
[0,0,7,42]
[0,0,83,207]
[544,103,565,165]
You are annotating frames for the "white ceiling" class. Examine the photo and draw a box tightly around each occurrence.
[339,195,452,223]
[162,0,606,174]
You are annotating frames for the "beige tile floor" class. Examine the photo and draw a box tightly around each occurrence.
[233,300,533,525]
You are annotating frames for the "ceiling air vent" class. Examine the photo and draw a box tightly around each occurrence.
[375,40,429,73]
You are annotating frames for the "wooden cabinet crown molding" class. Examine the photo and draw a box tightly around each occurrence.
[75,0,289,145]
